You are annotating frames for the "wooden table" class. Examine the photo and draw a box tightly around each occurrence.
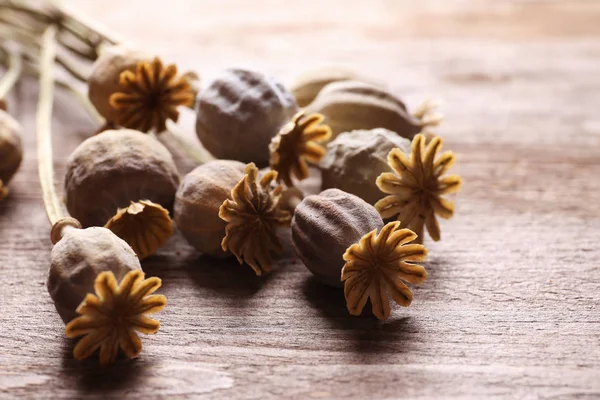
[1,1,599,398]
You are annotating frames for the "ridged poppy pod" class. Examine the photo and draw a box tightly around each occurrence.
[195,68,298,167]
[320,128,411,206]
[291,189,383,287]
[47,226,142,323]
[305,80,442,142]
[87,45,150,123]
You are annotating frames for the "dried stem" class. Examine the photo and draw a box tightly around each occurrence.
[55,52,88,82]
[50,1,123,47]
[165,120,215,165]
[58,31,98,61]
[0,2,99,63]
[0,47,22,100]
[37,24,66,225]
[0,23,89,82]
[63,81,104,124]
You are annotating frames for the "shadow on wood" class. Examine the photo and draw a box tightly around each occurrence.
[302,276,418,359]
[60,337,146,393]
[182,254,272,298]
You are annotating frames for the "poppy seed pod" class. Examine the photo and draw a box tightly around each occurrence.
[64,129,180,227]
[88,45,150,122]
[291,189,384,287]
[195,68,298,167]
[320,128,411,205]
[174,160,246,257]
[47,226,142,323]
[288,66,358,107]
[0,109,23,186]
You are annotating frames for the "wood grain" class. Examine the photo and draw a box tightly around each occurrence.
[1,0,599,398]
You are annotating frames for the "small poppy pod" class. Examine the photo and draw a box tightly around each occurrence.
[292,189,429,320]
[305,80,435,142]
[64,129,180,227]
[174,160,246,257]
[0,109,23,186]
[320,128,411,206]
[195,68,298,167]
[291,189,384,287]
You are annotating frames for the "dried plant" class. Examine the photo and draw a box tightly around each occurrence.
[375,134,462,243]
[219,163,291,275]
[105,200,173,259]
[342,221,428,320]
[196,68,298,166]
[412,98,444,130]
[65,271,167,366]
[269,111,331,187]
[174,160,246,257]
[35,25,166,366]
[109,57,195,133]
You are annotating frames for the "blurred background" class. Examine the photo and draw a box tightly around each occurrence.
[67,0,600,149]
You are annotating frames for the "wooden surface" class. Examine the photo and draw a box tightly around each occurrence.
[1,1,599,398]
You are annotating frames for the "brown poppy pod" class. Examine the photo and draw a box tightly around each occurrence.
[291,189,383,287]
[174,160,246,257]
[305,80,428,142]
[320,128,411,206]
[196,68,298,167]
[47,226,142,323]
[88,45,150,122]
[0,109,23,186]
[64,129,180,227]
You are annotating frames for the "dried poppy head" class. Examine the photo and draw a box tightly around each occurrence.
[306,80,443,142]
[64,129,180,228]
[109,57,196,133]
[0,108,23,196]
[375,133,462,243]
[196,68,298,167]
[174,160,246,257]
[88,45,150,123]
[105,200,173,260]
[47,225,143,323]
[291,189,428,319]
[47,221,166,365]
[219,163,291,276]
[65,270,166,365]
[269,110,331,187]
[342,221,427,320]
[291,189,384,287]
[288,66,359,107]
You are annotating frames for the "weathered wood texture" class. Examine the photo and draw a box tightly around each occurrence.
[1,0,599,398]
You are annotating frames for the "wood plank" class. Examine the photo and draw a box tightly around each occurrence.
[0,0,599,398]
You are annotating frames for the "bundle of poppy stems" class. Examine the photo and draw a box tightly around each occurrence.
[0,0,462,366]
